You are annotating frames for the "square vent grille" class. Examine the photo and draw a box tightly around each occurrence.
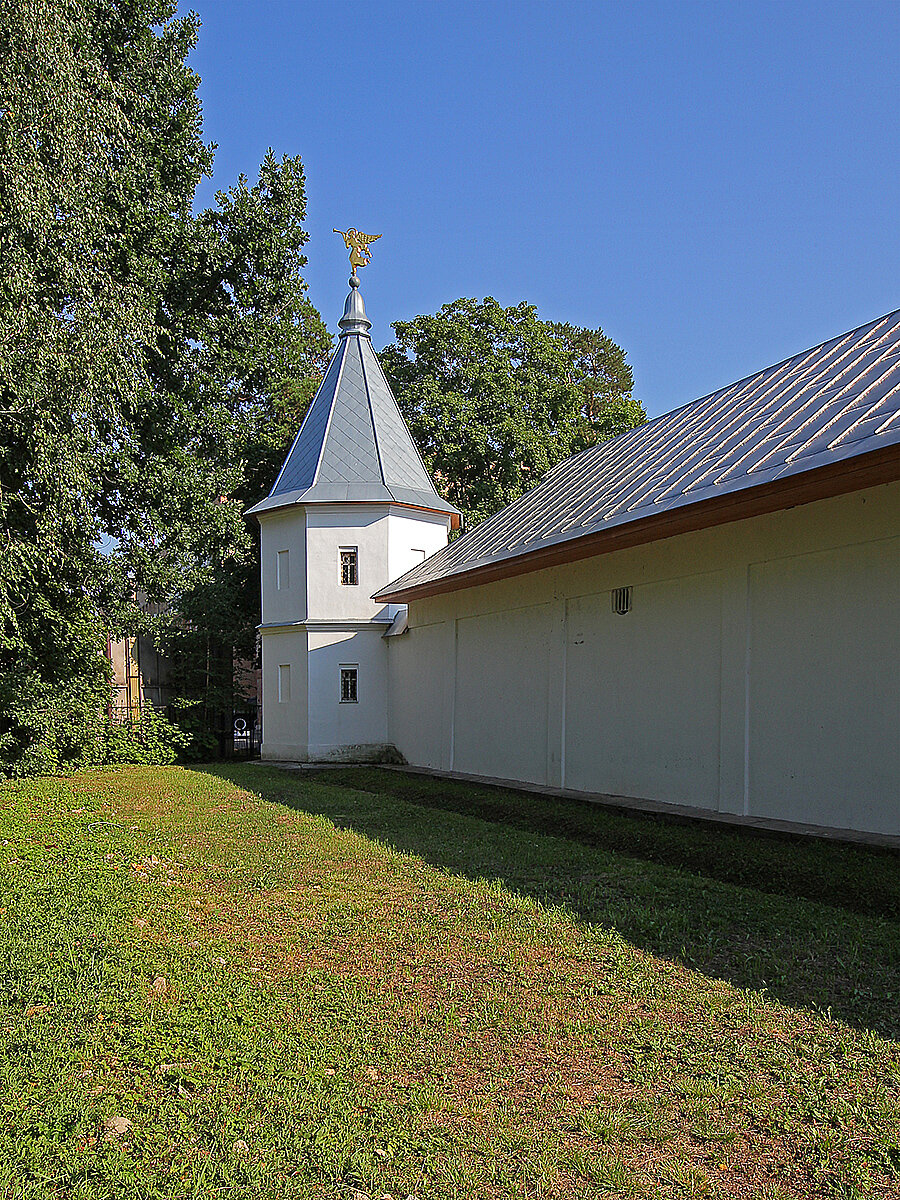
[611,586,632,615]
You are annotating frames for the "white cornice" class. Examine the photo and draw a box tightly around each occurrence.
[258,618,394,634]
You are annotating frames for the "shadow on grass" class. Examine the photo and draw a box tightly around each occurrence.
[213,764,900,1040]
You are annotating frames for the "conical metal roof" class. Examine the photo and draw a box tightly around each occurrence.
[247,276,458,518]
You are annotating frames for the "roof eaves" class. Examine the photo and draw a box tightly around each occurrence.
[246,487,460,521]
[373,440,900,603]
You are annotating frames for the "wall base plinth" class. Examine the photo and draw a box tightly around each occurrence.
[306,742,405,765]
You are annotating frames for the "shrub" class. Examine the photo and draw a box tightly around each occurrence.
[0,675,192,777]
[162,697,221,762]
[0,670,109,778]
[102,705,191,766]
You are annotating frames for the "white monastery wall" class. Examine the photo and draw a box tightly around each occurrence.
[260,628,308,760]
[454,603,556,784]
[260,508,307,626]
[748,537,898,830]
[388,481,899,835]
[387,619,454,771]
[565,572,723,806]
[306,627,390,760]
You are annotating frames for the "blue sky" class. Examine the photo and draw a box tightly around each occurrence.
[189,0,900,418]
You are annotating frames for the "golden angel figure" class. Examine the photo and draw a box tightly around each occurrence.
[334,228,381,271]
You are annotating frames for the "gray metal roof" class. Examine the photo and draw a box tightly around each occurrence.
[246,279,458,519]
[375,306,900,599]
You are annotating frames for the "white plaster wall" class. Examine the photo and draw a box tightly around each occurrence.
[565,574,723,806]
[259,509,307,626]
[453,603,555,783]
[387,620,455,770]
[259,501,450,763]
[389,481,900,835]
[260,629,308,760]
[387,510,451,616]
[307,628,390,759]
[306,506,390,622]
[748,536,899,833]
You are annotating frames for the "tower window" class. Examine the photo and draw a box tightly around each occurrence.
[340,666,358,703]
[276,549,290,590]
[340,547,358,586]
[278,664,291,703]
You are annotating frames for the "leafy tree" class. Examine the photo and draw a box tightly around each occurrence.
[0,2,327,771]
[550,321,646,451]
[0,0,212,772]
[109,153,330,750]
[381,298,645,527]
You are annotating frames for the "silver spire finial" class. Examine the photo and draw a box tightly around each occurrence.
[339,276,371,338]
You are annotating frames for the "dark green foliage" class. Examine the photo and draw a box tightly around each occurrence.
[110,150,331,745]
[0,677,190,776]
[381,298,646,527]
[0,0,212,773]
[103,707,191,766]
[550,320,647,451]
[0,3,328,771]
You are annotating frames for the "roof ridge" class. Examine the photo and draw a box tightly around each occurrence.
[646,305,900,431]
[540,306,900,487]
[310,337,349,488]
[357,334,388,487]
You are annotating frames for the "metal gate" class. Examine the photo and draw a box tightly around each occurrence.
[232,710,261,759]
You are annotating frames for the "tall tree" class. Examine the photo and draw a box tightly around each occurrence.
[0,2,327,771]
[380,298,645,528]
[111,153,331,750]
[0,0,212,773]
[550,322,646,452]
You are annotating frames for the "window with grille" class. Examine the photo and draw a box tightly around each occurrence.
[340,666,358,703]
[611,586,632,615]
[340,547,358,586]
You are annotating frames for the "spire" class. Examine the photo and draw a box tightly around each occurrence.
[338,273,372,337]
[246,269,459,520]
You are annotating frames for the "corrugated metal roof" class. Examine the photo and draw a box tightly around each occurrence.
[246,280,458,519]
[375,306,900,599]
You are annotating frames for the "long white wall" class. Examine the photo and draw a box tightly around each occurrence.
[388,481,900,836]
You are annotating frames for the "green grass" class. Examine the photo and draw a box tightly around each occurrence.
[0,764,897,1200]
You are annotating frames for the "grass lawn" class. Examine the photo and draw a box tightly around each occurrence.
[0,764,897,1199]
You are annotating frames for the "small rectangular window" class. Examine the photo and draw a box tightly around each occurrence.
[277,549,290,590]
[340,547,358,586]
[340,666,358,703]
[278,664,291,703]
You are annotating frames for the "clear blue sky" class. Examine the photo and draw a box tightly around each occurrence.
[188,0,900,418]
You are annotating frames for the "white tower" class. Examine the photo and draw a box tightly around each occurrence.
[247,271,459,762]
